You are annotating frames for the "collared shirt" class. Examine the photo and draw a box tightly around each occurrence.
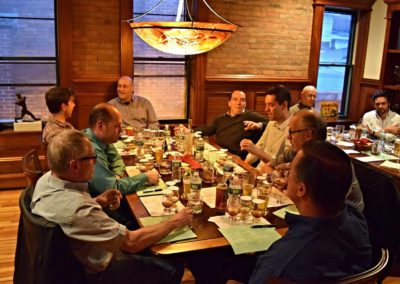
[108,95,159,131]
[83,128,148,196]
[246,115,291,169]
[196,110,268,159]
[289,102,316,114]
[42,118,74,143]
[31,171,127,274]
[249,202,372,283]
[362,109,400,132]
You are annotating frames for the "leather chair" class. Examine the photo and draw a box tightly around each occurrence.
[14,186,86,284]
[21,149,43,188]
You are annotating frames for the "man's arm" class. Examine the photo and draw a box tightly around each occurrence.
[243,111,269,131]
[121,208,193,253]
[106,144,126,177]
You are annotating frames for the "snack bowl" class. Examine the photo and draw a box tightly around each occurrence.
[353,138,372,152]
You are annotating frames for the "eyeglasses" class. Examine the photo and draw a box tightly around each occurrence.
[77,155,97,162]
[288,128,310,135]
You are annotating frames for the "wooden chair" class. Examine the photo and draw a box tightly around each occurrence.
[14,186,86,284]
[21,149,43,187]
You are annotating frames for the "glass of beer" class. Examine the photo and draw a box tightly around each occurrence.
[187,192,203,214]
[227,195,240,224]
[251,198,266,223]
[394,139,400,157]
[155,147,164,165]
[162,190,174,215]
[239,195,252,220]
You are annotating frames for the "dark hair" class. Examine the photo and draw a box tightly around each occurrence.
[45,87,75,114]
[372,90,389,102]
[266,85,291,109]
[88,104,113,128]
[295,141,351,214]
[300,110,327,141]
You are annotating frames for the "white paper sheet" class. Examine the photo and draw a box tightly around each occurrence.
[140,195,185,216]
[208,215,270,228]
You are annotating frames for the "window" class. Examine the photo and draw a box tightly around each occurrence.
[316,9,356,116]
[133,0,188,121]
[0,0,57,122]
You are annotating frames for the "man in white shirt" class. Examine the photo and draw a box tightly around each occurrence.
[240,85,292,169]
[362,90,400,138]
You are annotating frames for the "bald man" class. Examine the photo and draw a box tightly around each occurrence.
[290,85,317,114]
[108,76,159,131]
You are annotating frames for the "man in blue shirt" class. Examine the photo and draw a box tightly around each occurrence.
[230,141,372,283]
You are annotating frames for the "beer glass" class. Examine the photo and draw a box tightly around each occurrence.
[239,195,252,220]
[227,195,240,224]
[187,192,203,214]
[162,190,175,215]
[251,198,266,223]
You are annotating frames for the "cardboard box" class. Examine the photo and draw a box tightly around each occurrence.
[13,121,42,132]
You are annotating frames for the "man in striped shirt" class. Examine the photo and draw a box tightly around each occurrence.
[108,76,159,132]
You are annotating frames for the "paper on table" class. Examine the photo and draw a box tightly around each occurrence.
[140,195,185,216]
[219,224,281,255]
[273,205,299,219]
[336,141,354,147]
[360,152,399,161]
[356,156,387,162]
[139,215,197,244]
[380,160,400,170]
[342,149,360,155]
[208,215,270,228]
[201,187,216,208]
[136,179,167,197]
[268,188,294,208]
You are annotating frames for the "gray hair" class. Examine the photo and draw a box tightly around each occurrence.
[47,129,89,173]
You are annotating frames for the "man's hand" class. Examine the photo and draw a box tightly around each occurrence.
[383,125,399,135]
[145,170,160,184]
[243,121,263,131]
[240,139,257,154]
[95,189,122,208]
[169,207,193,228]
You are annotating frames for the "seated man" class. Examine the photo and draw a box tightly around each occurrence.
[176,90,268,159]
[108,76,159,131]
[245,141,372,283]
[31,129,193,284]
[362,90,400,138]
[263,109,364,211]
[42,87,75,144]
[83,103,158,195]
[241,85,291,169]
[289,85,317,114]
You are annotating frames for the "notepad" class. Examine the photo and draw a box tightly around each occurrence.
[139,216,197,244]
[136,179,167,197]
[219,224,281,255]
[273,205,299,219]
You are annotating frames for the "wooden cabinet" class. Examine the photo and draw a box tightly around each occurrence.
[381,1,400,94]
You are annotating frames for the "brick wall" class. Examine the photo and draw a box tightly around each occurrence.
[71,1,121,77]
[206,0,313,77]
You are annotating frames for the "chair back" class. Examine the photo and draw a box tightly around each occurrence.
[14,186,85,284]
[338,248,389,284]
[22,149,43,187]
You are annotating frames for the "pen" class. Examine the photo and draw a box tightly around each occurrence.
[143,189,162,193]
[251,224,276,228]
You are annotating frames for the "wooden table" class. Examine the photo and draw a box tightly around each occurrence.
[125,153,287,255]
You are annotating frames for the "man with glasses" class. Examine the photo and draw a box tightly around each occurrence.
[83,103,159,228]
[31,129,193,284]
[262,109,364,211]
[289,85,317,114]
[240,85,292,169]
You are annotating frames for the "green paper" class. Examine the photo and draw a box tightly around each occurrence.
[362,151,398,160]
[273,204,299,219]
[139,215,197,244]
[219,224,281,255]
[137,179,167,197]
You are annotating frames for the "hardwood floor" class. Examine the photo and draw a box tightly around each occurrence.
[0,188,398,284]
